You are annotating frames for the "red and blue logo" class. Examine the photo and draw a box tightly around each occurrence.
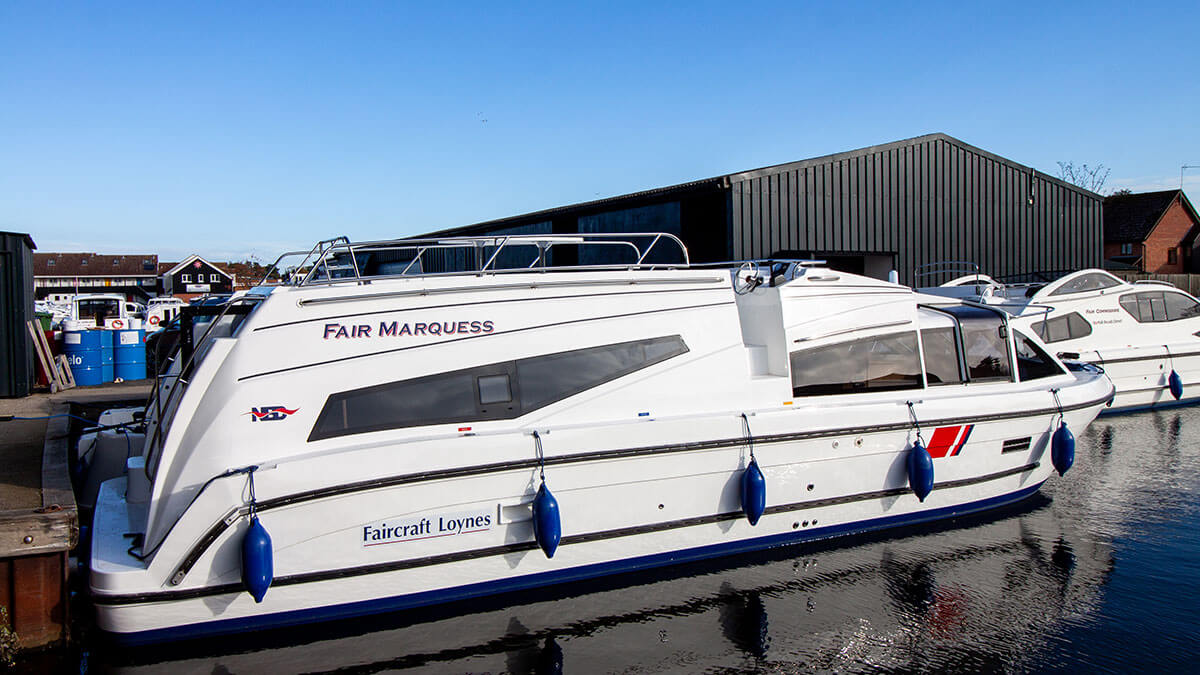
[927,424,973,458]
[247,406,299,422]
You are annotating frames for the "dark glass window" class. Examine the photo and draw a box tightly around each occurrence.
[1118,289,1195,319]
[1164,292,1200,320]
[76,299,121,322]
[1014,331,1065,381]
[478,374,512,404]
[1049,272,1121,296]
[958,312,1012,382]
[1169,248,1178,265]
[309,336,688,440]
[921,327,964,385]
[1032,312,1093,343]
[1120,291,1200,323]
[790,332,922,396]
[518,337,685,409]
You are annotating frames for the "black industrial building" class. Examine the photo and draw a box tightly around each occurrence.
[1,231,36,397]
[425,133,1103,285]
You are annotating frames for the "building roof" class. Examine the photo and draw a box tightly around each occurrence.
[33,252,158,277]
[162,254,233,280]
[423,132,1100,239]
[0,231,36,250]
[1103,190,1200,243]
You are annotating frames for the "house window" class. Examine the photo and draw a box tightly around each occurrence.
[47,259,55,267]
[1169,248,1178,265]
[182,274,191,283]
[210,273,220,283]
[1120,243,1133,255]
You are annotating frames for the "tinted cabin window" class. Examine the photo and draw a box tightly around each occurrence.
[1120,291,1200,322]
[1032,312,1093,343]
[310,336,688,440]
[518,338,685,410]
[790,332,922,396]
[921,327,964,385]
[958,312,1012,382]
[1014,331,1065,381]
[1049,272,1121,296]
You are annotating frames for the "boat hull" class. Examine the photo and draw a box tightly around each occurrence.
[91,380,1108,644]
[96,478,1048,645]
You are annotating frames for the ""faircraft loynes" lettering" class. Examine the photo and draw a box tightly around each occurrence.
[324,320,495,339]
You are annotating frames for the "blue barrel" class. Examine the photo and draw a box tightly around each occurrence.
[63,330,105,386]
[114,329,147,381]
[99,330,115,383]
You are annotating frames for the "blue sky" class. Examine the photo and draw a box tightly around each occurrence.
[2,1,1197,262]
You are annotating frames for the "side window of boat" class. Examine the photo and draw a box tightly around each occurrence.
[1117,291,1192,322]
[1031,312,1093,343]
[1049,272,1121,296]
[1164,292,1200,320]
[789,332,922,396]
[920,327,964,385]
[1013,331,1065,381]
[958,313,1012,382]
[308,335,689,440]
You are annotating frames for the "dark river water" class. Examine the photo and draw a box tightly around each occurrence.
[36,406,1200,673]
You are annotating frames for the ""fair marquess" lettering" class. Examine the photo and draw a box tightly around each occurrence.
[324,320,495,339]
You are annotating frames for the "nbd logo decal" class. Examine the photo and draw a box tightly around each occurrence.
[362,509,493,547]
[247,406,299,422]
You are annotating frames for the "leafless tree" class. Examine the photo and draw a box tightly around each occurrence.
[1056,161,1111,193]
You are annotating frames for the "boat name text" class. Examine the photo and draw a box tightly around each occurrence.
[362,509,493,547]
[324,320,495,339]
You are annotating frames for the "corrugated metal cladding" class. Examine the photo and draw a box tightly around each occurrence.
[421,133,1103,286]
[728,135,1102,286]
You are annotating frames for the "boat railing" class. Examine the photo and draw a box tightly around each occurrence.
[143,295,263,481]
[256,233,694,287]
[1133,279,1177,288]
[914,261,988,287]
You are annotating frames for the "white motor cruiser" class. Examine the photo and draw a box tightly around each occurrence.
[920,267,1200,413]
[88,235,1112,644]
[145,297,187,328]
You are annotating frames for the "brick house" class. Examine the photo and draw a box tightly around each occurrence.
[1103,190,1200,273]
[32,252,159,301]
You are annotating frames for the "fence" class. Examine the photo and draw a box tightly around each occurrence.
[1110,272,1200,296]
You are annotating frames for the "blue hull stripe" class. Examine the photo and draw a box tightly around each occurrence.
[108,480,1046,645]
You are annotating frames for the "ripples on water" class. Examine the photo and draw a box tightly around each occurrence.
[72,408,1200,674]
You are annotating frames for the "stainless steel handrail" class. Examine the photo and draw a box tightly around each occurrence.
[256,232,694,287]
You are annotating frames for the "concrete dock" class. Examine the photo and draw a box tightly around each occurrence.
[0,381,152,650]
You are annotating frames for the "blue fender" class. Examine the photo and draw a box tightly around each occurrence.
[241,515,273,603]
[532,482,561,559]
[907,441,934,502]
[1169,370,1183,401]
[1052,420,1075,476]
[740,457,767,526]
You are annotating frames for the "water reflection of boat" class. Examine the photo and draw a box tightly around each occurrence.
[93,494,1113,674]
[88,235,1112,643]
